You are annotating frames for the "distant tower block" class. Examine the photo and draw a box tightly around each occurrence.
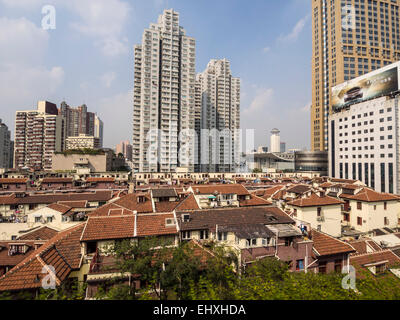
[270,128,281,153]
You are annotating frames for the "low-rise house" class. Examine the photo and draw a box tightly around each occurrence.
[0,190,114,218]
[0,178,28,192]
[176,206,315,272]
[85,177,116,189]
[41,178,73,190]
[350,250,400,278]
[188,184,250,209]
[287,193,344,237]
[310,229,355,273]
[340,188,400,233]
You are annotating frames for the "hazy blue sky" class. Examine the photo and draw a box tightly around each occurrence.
[0,0,311,150]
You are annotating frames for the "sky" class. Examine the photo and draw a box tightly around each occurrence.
[0,0,312,151]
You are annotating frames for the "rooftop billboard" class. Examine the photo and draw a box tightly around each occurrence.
[331,63,400,112]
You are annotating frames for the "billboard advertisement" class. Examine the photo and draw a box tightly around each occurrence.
[332,66,399,112]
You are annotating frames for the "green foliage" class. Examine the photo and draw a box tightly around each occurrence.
[252,168,262,173]
[55,148,104,156]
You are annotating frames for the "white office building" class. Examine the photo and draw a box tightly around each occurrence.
[196,59,241,172]
[132,9,196,173]
[329,62,400,194]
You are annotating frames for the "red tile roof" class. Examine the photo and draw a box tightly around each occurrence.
[191,184,249,196]
[175,194,200,211]
[57,200,88,208]
[311,229,355,256]
[350,250,400,268]
[349,239,382,255]
[18,226,59,241]
[47,203,72,215]
[136,213,178,237]
[0,223,85,292]
[81,215,135,241]
[288,193,344,207]
[0,241,37,267]
[239,194,272,207]
[340,188,399,202]
[86,177,115,183]
[0,178,28,184]
[42,178,73,183]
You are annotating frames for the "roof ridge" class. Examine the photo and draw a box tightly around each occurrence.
[313,228,356,251]
[351,248,394,258]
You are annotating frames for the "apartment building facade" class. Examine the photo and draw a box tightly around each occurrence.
[66,134,101,150]
[132,9,196,173]
[311,0,400,151]
[14,101,65,171]
[60,102,103,148]
[196,59,241,172]
[116,140,133,161]
[0,119,13,169]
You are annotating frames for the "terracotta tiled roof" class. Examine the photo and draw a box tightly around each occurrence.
[288,193,344,207]
[177,207,294,232]
[136,213,178,237]
[0,178,28,184]
[87,202,136,217]
[57,200,88,208]
[0,223,85,292]
[350,250,400,268]
[319,182,335,188]
[81,215,135,241]
[340,188,399,202]
[0,241,37,267]
[260,185,285,199]
[18,226,59,241]
[286,185,311,195]
[175,194,200,211]
[42,178,73,183]
[349,239,382,255]
[155,201,182,213]
[86,177,115,183]
[191,184,249,196]
[311,229,355,256]
[239,194,272,207]
[47,203,72,215]
[0,190,113,206]
[113,193,154,213]
[272,189,287,201]
[330,178,358,184]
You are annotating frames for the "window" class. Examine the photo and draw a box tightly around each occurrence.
[335,259,342,273]
[375,263,386,274]
[296,259,305,271]
[35,216,42,223]
[46,217,53,223]
[199,230,209,240]
[384,202,387,210]
[218,232,227,241]
[247,238,257,247]
[384,217,389,226]
[357,217,363,226]
[319,261,327,274]
[357,202,362,210]
[317,207,322,217]
[86,241,97,254]
[284,238,293,247]
[182,231,191,240]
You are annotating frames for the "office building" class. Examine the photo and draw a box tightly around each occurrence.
[280,142,286,153]
[329,62,400,194]
[295,151,328,176]
[132,9,196,173]
[14,101,66,171]
[0,119,12,169]
[311,0,400,151]
[196,59,241,172]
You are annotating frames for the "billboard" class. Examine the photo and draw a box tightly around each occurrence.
[332,66,399,112]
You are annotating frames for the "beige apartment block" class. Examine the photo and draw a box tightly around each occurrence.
[311,0,400,151]
[66,134,100,150]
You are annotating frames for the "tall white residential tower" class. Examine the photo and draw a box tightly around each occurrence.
[196,59,241,172]
[132,9,196,172]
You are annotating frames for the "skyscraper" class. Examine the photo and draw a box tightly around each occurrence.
[116,140,133,162]
[14,101,65,171]
[311,0,400,151]
[132,9,196,173]
[270,128,281,153]
[196,59,241,172]
[0,119,12,169]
